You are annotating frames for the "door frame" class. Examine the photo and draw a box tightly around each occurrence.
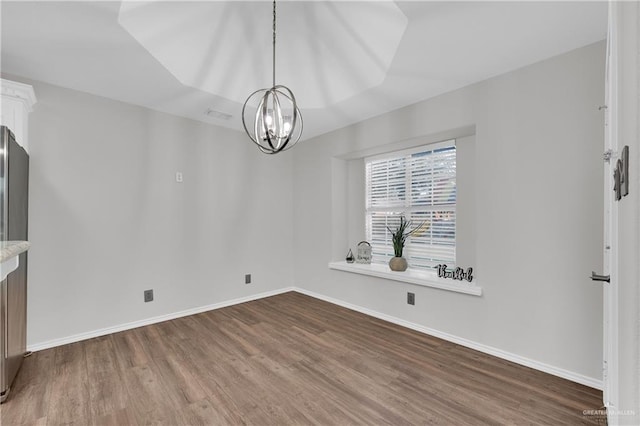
[602,0,619,416]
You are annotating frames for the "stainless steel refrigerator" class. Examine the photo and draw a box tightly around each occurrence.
[0,126,29,403]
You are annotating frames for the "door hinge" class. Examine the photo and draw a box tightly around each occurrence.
[604,149,613,163]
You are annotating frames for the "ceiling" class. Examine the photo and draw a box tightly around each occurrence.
[1,1,607,140]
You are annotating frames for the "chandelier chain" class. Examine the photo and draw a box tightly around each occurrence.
[272,0,276,88]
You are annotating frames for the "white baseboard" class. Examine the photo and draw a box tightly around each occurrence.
[27,285,603,391]
[294,288,603,390]
[27,287,295,352]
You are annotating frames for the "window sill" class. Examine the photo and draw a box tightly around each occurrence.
[328,261,483,296]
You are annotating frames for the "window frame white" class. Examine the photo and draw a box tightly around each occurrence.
[365,139,457,271]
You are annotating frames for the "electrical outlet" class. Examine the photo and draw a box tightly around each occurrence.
[144,289,154,303]
[175,172,183,183]
[245,274,252,284]
[407,292,415,305]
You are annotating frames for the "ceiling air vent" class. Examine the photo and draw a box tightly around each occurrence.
[205,108,232,120]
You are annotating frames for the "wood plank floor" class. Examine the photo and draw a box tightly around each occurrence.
[0,292,605,425]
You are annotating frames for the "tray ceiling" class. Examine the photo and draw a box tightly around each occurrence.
[0,1,607,140]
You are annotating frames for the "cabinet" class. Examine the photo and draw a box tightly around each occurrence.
[0,79,36,153]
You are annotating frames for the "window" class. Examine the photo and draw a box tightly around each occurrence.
[365,140,456,270]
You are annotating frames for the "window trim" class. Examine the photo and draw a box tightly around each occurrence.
[365,139,455,163]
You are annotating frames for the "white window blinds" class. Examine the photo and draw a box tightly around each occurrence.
[365,141,456,270]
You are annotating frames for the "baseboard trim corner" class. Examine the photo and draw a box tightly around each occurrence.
[293,287,603,390]
[27,287,295,352]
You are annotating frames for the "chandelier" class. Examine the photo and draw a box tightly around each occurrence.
[242,0,302,154]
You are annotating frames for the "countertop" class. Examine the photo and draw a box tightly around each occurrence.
[0,241,30,262]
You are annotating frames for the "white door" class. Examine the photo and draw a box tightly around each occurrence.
[597,1,619,413]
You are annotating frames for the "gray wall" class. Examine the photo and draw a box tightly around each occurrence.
[6,39,608,388]
[17,77,294,347]
[292,42,605,382]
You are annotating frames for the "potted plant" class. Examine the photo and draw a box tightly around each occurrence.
[387,216,427,271]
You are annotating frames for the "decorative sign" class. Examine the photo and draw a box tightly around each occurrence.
[614,145,630,201]
[356,241,372,264]
[436,264,473,283]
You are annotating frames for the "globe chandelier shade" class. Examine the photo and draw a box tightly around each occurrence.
[242,0,303,154]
